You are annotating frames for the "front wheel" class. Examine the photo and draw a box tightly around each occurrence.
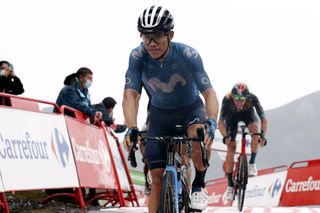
[236,154,248,212]
[179,166,190,212]
[159,171,176,213]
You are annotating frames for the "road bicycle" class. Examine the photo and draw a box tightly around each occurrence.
[232,124,265,212]
[128,125,209,213]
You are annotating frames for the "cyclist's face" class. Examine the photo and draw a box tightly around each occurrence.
[141,31,174,59]
[233,98,246,110]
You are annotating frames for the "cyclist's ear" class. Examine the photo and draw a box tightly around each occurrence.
[168,31,174,40]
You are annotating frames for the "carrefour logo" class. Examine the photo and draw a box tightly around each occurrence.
[269,178,282,197]
[246,139,251,147]
[51,128,70,168]
[0,132,49,160]
[246,185,266,198]
[285,176,320,192]
[71,137,111,171]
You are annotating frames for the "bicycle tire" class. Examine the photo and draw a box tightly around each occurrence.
[159,171,176,213]
[237,154,248,212]
[179,166,190,212]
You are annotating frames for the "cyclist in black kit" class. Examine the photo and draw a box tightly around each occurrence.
[218,82,267,201]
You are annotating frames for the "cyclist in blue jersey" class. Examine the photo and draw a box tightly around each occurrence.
[122,5,219,212]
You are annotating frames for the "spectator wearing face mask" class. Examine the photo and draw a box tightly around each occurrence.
[0,60,24,95]
[56,67,102,120]
[51,68,101,205]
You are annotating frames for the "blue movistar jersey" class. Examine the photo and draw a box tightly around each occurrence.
[124,42,213,109]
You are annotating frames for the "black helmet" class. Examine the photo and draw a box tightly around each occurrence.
[138,5,174,34]
[231,82,249,99]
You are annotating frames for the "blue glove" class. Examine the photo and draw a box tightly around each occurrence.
[205,118,217,140]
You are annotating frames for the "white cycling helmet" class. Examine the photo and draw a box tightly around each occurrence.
[138,5,174,34]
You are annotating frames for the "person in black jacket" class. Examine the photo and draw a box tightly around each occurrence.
[0,61,24,95]
[93,97,127,133]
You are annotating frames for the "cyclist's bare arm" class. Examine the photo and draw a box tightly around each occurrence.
[261,118,267,134]
[252,94,268,135]
[201,88,219,121]
[200,88,219,149]
[218,120,228,138]
[123,89,141,150]
[218,96,230,138]
[123,89,141,128]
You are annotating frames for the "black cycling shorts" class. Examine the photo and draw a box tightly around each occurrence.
[224,109,259,141]
[145,98,207,170]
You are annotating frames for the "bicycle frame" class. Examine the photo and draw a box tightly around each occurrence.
[233,125,248,176]
[234,137,247,177]
[163,136,189,212]
[234,124,265,211]
[235,125,263,175]
[128,127,207,212]
[168,134,195,212]
[240,131,247,155]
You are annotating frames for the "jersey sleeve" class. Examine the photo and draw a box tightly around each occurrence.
[252,94,265,120]
[124,45,146,93]
[183,45,213,92]
[219,96,229,121]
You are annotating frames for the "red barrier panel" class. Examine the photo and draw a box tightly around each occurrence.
[0,94,86,211]
[0,94,136,211]
[103,127,139,207]
[60,104,88,123]
[61,105,125,206]
[66,117,118,188]
[279,159,320,206]
[257,165,288,176]
[206,177,232,206]
[0,92,61,113]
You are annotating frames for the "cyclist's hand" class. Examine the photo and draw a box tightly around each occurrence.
[223,136,232,145]
[205,118,217,141]
[95,111,103,120]
[259,137,267,147]
[259,130,267,147]
[123,127,141,151]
